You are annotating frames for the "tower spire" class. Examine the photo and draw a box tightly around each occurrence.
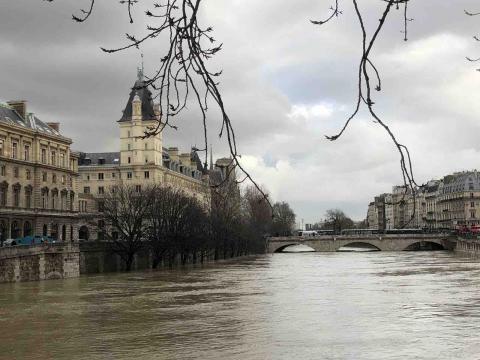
[137,53,144,81]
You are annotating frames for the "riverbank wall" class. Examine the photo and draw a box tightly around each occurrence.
[0,243,79,283]
[455,238,480,257]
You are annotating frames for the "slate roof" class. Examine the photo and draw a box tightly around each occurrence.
[118,79,156,122]
[0,103,62,137]
[78,152,120,166]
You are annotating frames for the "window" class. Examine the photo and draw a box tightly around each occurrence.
[41,190,48,209]
[0,165,5,176]
[41,148,47,164]
[61,175,65,184]
[98,173,104,180]
[112,172,116,178]
[11,142,18,159]
[127,131,131,137]
[145,156,148,163]
[26,169,31,180]
[0,186,7,206]
[98,200,105,213]
[145,143,148,150]
[52,174,57,183]
[471,210,476,219]
[25,189,32,208]
[13,167,18,178]
[128,157,131,164]
[51,151,56,166]
[135,185,141,192]
[127,172,132,179]
[127,143,131,151]
[60,153,65,167]
[13,187,20,207]
[98,186,104,195]
[0,139,3,156]
[86,174,90,181]
[24,145,30,161]
[42,172,47,182]
[84,186,90,194]
[471,202,475,208]
[144,171,150,179]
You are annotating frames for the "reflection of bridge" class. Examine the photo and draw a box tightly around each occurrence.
[267,233,457,253]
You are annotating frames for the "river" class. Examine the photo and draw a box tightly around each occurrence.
[1,251,480,360]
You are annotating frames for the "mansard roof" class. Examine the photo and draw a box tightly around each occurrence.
[0,103,62,137]
[78,152,120,166]
[118,79,157,122]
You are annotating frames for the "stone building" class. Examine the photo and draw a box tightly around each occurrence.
[0,100,79,243]
[436,171,480,229]
[77,73,217,240]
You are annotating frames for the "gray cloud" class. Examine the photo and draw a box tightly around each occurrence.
[1,0,479,222]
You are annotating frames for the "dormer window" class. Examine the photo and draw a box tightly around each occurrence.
[98,158,105,165]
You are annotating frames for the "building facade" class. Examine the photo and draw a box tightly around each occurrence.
[365,171,480,231]
[0,100,79,243]
[77,74,218,240]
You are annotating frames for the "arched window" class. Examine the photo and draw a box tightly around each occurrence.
[23,221,32,237]
[51,224,59,240]
[79,226,89,241]
[10,221,20,239]
[0,181,8,206]
[0,220,7,242]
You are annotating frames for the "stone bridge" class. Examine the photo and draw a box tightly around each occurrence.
[267,233,457,253]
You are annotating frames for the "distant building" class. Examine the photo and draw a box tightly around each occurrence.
[0,100,79,243]
[366,170,480,230]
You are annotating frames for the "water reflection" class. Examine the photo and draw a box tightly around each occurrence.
[1,252,480,359]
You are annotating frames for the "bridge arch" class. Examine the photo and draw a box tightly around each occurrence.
[337,242,381,252]
[403,240,445,251]
[273,243,315,253]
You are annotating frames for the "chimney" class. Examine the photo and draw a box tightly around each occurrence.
[168,147,179,162]
[7,100,27,119]
[47,122,60,132]
[179,153,192,167]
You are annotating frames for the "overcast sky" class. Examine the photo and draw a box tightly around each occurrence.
[1,0,479,223]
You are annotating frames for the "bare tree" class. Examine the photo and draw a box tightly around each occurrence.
[101,184,156,271]
[272,202,296,236]
[465,8,480,70]
[148,186,207,267]
[323,209,355,234]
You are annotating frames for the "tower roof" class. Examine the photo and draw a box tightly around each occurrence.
[118,79,156,122]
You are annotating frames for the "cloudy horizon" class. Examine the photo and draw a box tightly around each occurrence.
[1,0,479,223]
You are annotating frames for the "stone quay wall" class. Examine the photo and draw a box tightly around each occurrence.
[79,242,152,274]
[0,243,80,283]
[455,238,480,257]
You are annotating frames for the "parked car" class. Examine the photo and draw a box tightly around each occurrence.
[2,239,17,247]
[16,235,55,246]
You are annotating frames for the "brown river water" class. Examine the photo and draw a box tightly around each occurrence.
[1,250,480,360]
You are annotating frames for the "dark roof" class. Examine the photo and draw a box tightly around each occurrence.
[118,80,156,122]
[79,152,120,166]
[191,151,207,174]
[0,103,62,137]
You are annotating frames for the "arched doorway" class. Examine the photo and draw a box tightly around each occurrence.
[23,221,32,237]
[0,220,7,243]
[51,224,59,240]
[10,221,20,239]
[79,226,89,241]
[62,225,66,242]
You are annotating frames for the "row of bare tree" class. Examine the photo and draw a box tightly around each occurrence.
[96,182,296,271]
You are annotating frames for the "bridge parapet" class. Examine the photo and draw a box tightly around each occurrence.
[267,233,456,253]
